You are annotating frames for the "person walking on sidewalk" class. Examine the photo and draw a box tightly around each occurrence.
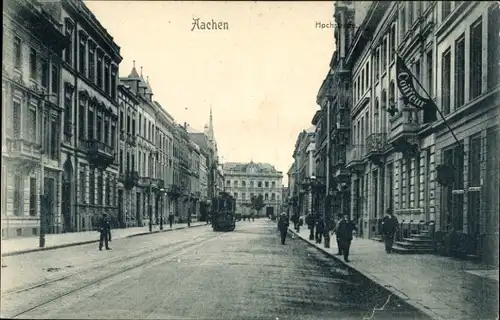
[98,213,112,251]
[277,212,290,245]
[382,208,399,253]
[315,217,325,244]
[333,214,343,256]
[336,214,357,262]
[168,214,174,228]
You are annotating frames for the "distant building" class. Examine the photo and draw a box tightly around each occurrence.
[223,162,283,217]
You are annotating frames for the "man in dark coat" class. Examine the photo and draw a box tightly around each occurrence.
[382,208,399,253]
[277,213,290,245]
[336,214,357,262]
[98,213,111,251]
[315,217,325,244]
[333,214,343,255]
[168,214,174,228]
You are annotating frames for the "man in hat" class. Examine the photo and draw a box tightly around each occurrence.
[98,213,111,251]
[277,212,290,245]
[381,207,399,253]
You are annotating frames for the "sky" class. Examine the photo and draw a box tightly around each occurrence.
[85,0,335,186]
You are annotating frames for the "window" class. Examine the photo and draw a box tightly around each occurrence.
[104,63,110,94]
[258,181,262,188]
[29,178,36,216]
[79,36,86,74]
[390,24,396,62]
[441,49,451,115]
[401,4,406,36]
[26,107,36,142]
[442,2,451,21]
[79,168,86,203]
[469,134,481,187]
[96,115,102,141]
[64,22,73,64]
[265,181,269,188]
[132,118,136,134]
[470,19,483,100]
[415,60,421,92]
[488,5,500,89]
[104,119,109,145]
[455,35,465,109]
[111,124,116,149]
[264,193,268,200]
[374,48,379,79]
[89,169,95,204]
[88,44,95,83]
[13,100,21,138]
[271,193,275,200]
[426,50,433,97]
[366,62,370,88]
[64,89,72,136]
[88,110,94,141]
[29,48,37,79]
[382,38,387,71]
[111,69,117,99]
[14,175,22,216]
[50,117,59,160]
[106,175,111,205]
[97,53,103,87]
[41,59,49,88]
[14,37,22,69]
[51,65,58,94]
[361,70,365,93]
[97,172,103,205]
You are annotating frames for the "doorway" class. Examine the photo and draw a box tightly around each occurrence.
[62,160,73,233]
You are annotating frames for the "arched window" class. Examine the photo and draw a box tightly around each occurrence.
[374,98,380,133]
[381,89,387,109]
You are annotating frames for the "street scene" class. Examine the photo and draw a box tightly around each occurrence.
[1,220,430,319]
[1,0,500,319]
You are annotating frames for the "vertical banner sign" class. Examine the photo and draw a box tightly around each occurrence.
[396,56,438,123]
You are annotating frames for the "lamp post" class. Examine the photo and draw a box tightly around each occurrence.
[159,188,165,230]
[148,181,153,232]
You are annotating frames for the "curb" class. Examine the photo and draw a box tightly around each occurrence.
[288,227,444,320]
[1,223,208,258]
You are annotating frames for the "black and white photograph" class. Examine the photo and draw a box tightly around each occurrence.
[1,1,499,319]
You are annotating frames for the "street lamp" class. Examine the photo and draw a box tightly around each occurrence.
[148,181,153,232]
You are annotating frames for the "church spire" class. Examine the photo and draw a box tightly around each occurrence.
[207,104,215,142]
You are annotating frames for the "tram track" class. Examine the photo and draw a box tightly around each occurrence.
[1,228,234,319]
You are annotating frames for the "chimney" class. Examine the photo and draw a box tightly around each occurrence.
[184,122,187,129]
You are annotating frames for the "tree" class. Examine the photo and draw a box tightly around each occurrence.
[250,194,265,216]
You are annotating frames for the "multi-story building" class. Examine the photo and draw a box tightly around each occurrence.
[117,80,139,227]
[154,101,176,224]
[287,163,297,217]
[292,127,316,218]
[56,0,121,232]
[175,123,192,221]
[223,162,283,217]
[2,0,67,238]
[189,140,201,218]
[432,2,499,265]
[307,1,499,265]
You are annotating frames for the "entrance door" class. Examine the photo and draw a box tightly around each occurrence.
[62,161,73,233]
[118,190,124,228]
[266,206,274,217]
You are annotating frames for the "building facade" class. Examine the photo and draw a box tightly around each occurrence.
[301,0,499,264]
[292,127,317,218]
[223,162,283,217]
[2,0,67,237]
[58,0,122,232]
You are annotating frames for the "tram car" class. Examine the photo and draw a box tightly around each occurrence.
[211,192,236,232]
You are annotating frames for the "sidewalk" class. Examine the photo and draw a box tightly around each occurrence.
[1,222,208,257]
[288,226,499,320]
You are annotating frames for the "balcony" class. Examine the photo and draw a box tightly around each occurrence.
[124,170,139,190]
[346,144,366,172]
[119,131,126,141]
[388,107,421,155]
[86,139,115,169]
[4,138,42,172]
[365,133,387,166]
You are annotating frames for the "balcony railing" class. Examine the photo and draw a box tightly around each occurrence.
[365,133,387,155]
[87,139,113,156]
[346,144,366,168]
[335,109,350,130]
[126,134,136,146]
[4,137,42,164]
[389,107,421,142]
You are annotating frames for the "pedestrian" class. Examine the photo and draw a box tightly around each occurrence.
[305,213,315,241]
[336,214,357,262]
[382,207,399,253]
[168,214,174,228]
[277,212,289,245]
[333,214,343,255]
[98,213,111,251]
[315,217,325,244]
